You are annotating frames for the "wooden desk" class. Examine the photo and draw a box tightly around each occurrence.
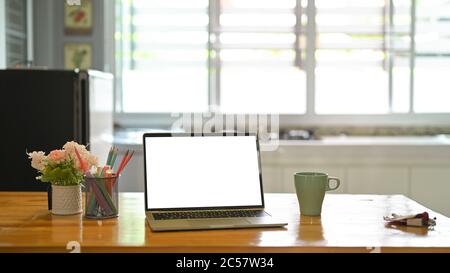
[0,192,449,253]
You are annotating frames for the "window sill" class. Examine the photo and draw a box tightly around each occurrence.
[113,127,450,148]
[273,135,450,147]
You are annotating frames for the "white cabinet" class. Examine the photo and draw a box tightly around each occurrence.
[410,168,450,217]
[347,167,409,195]
[117,152,145,193]
[261,166,282,193]
[259,141,450,217]
[116,139,450,217]
[280,166,346,194]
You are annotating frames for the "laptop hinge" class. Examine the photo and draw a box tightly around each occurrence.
[148,208,264,213]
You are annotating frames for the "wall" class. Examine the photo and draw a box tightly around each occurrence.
[33,0,114,72]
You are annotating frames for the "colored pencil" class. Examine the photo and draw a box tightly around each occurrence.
[117,150,134,175]
[105,146,113,166]
[110,147,119,168]
[85,173,114,214]
[116,150,129,174]
[85,146,132,216]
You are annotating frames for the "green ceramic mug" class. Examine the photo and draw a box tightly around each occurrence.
[294,172,340,216]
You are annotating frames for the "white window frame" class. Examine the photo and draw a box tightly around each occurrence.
[26,0,33,64]
[114,0,450,129]
[0,0,6,68]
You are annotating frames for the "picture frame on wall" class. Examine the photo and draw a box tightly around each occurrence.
[64,43,92,69]
[64,0,93,35]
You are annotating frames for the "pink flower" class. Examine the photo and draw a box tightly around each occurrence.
[77,158,89,172]
[63,141,98,171]
[48,150,66,163]
[28,151,47,171]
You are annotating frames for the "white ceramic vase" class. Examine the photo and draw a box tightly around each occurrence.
[51,185,83,215]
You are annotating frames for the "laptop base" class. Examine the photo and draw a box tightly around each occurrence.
[146,213,288,232]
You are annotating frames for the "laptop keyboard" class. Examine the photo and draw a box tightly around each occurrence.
[152,210,267,220]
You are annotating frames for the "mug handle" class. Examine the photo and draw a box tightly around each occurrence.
[326,177,340,191]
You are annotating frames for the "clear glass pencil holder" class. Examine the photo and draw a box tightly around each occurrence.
[83,175,119,219]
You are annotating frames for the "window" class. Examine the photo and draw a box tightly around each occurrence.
[1,0,30,68]
[414,0,450,113]
[316,0,392,114]
[115,0,450,127]
[116,0,209,113]
[217,0,306,114]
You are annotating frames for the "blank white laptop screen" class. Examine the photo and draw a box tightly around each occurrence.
[145,135,263,210]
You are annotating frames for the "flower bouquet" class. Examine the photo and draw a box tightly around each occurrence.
[28,141,98,215]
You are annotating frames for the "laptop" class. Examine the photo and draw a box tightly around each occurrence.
[143,132,288,231]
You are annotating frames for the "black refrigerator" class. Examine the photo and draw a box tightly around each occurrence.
[0,69,114,191]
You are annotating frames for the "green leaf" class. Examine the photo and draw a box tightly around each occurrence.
[38,159,83,186]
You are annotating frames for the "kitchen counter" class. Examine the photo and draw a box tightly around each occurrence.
[111,130,450,218]
[113,129,450,147]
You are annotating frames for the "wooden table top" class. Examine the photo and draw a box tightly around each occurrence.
[0,192,449,253]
